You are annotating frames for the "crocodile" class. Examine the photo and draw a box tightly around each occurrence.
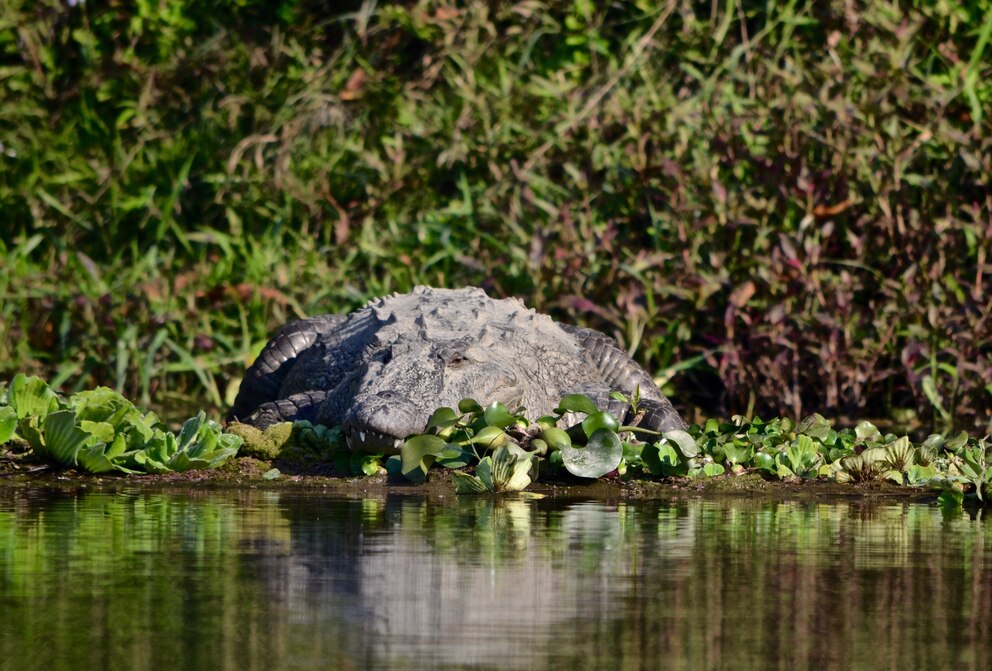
[229,286,685,453]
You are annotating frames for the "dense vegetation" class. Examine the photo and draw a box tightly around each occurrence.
[1,0,990,430]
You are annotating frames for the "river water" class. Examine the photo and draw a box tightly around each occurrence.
[0,486,989,670]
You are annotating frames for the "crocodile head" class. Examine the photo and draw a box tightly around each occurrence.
[339,332,529,453]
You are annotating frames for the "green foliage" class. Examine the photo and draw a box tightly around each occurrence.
[2,0,990,431]
[0,374,240,474]
[389,393,992,505]
[451,444,540,494]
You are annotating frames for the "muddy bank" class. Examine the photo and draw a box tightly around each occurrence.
[0,455,940,504]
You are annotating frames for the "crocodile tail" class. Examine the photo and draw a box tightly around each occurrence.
[228,315,344,422]
[556,322,665,403]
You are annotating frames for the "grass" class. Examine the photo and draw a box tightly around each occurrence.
[1,0,990,431]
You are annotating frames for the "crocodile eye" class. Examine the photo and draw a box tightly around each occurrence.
[447,352,468,369]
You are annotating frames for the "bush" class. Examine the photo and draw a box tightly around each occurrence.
[1,0,990,429]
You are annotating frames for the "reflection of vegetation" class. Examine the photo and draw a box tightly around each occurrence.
[1,488,989,670]
[0,488,291,671]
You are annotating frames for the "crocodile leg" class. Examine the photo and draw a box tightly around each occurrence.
[241,390,330,428]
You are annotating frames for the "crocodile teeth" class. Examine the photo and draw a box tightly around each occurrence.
[346,427,405,455]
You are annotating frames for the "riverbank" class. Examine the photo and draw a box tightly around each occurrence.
[0,456,940,506]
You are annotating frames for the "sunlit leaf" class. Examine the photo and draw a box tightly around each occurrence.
[0,406,16,444]
[663,429,699,458]
[555,394,599,415]
[9,374,60,420]
[483,401,516,428]
[561,428,622,479]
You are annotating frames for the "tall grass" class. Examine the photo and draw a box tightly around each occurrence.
[1,0,990,429]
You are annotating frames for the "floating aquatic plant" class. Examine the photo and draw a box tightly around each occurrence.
[0,374,240,474]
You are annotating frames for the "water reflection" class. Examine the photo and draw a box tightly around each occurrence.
[0,487,989,670]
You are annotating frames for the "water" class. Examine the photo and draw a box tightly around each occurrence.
[0,486,989,671]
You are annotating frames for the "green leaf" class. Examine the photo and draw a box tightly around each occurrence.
[798,413,831,440]
[722,444,751,466]
[945,431,969,452]
[483,401,516,428]
[476,455,494,490]
[581,410,620,438]
[427,407,460,431]
[561,428,622,479]
[176,411,206,451]
[854,420,882,443]
[452,470,490,494]
[489,444,538,492]
[458,398,483,414]
[400,434,447,481]
[663,429,699,458]
[701,462,725,477]
[349,452,383,476]
[471,425,508,449]
[0,406,16,444]
[752,451,776,472]
[263,468,282,480]
[42,410,91,466]
[77,442,117,474]
[642,442,684,476]
[906,463,937,485]
[539,427,571,451]
[555,394,599,415]
[80,420,116,444]
[436,446,474,469]
[9,374,60,420]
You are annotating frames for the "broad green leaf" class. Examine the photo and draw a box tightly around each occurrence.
[489,444,537,491]
[476,456,494,490]
[722,444,750,466]
[555,394,599,415]
[945,431,969,451]
[0,406,16,444]
[798,413,831,440]
[69,387,134,426]
[483,402,516,428]
[471,425,508,449]
[80,420,116,444]
[702,462,725,477]
[907,463,937,485]
[452,470,490,494]
[177,411,206,451]
[663,429,699,458]
[855,420,882,443]
[561,428,622,479]
[400,434,446,480]
[9,374,60,420]
[77,442,117,474]
[581,410,620,438]
[427,407,459,430]
[351,452,383,476]
[17,416,46,453]
[437,446,474,469]
[458,398,483,414]
[263,468,281,480]
[539,427,571,451]
[42,410,90,466]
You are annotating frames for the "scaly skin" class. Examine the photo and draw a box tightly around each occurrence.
[229,286,685,452]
